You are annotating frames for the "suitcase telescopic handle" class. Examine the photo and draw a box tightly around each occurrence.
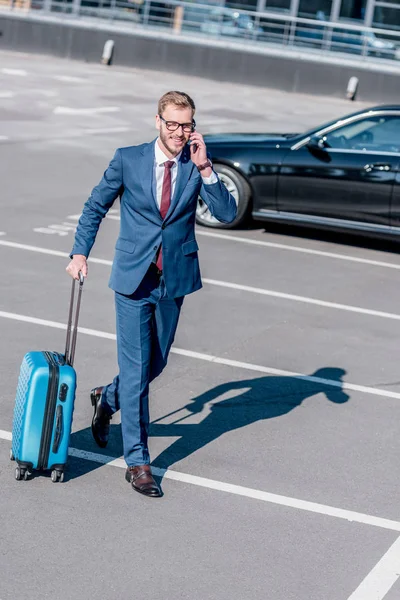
[65,271,84,366]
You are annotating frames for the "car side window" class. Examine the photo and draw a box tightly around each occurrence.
[324,115,400,153]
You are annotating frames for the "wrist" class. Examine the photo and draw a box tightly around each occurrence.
[197,159,212,172]
[200,167,213,178]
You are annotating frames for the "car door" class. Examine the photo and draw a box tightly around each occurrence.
[277,112,400,227]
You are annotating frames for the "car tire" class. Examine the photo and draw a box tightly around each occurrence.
[196,164,251,229]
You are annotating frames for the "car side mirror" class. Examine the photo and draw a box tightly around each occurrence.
[307,135,329,151]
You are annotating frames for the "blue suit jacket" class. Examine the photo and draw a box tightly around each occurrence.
[71,139,237,297]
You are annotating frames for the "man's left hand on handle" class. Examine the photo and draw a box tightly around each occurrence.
[66,254,88,280]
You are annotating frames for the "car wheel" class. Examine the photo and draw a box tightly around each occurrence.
[196,164,251,229]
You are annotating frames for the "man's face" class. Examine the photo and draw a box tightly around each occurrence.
[156,105,194,156]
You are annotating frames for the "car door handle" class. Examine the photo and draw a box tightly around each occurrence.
[364,163,391,173]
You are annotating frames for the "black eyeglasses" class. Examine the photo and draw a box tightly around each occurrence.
[159,115,196,133]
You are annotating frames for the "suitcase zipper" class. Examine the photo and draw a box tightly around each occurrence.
[38,352,59,470]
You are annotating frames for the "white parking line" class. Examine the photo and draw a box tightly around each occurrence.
[1,68,27,76]
[203,278,400,322]
[82,127,131,135]
[81,213,400,271]
[0,136,9,142]
[53,75,86,83]
[53,106,121,115]
[67,214,121,222]
[67,211,119,220]
[1,309,400,400]
[196,230,400,271]
[0,429,400,533]
[102,214,121,221]
[0,240,112,264]
[0,91,15,98]
[347,535,400,599]
[1,239,399,322]
[30,89,59,98]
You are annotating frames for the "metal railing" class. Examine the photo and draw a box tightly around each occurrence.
[2,0,400,62]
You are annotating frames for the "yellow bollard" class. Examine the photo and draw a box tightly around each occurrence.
[173,5,184,34]
[11,0,31,10]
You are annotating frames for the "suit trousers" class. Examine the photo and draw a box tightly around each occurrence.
[101,265,184,466]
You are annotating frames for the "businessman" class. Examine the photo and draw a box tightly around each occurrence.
[66,91,237,497]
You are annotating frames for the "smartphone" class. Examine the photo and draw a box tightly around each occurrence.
[189,133,197,152]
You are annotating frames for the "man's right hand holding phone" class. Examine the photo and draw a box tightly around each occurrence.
[189,131,213,177]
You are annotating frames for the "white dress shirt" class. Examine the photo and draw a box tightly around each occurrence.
[154,138,218,209]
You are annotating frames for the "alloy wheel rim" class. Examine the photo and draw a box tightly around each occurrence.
[196,172,239,225]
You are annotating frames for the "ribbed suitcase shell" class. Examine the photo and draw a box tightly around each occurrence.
[12,351,76,474]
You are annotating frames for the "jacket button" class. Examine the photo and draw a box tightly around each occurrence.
[153,246,157,251]
[161,224,166,230]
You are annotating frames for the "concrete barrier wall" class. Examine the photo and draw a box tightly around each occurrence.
[0,12,399,103]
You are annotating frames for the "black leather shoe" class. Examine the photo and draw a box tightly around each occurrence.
[90,387,111,448]
[125,465,162,498]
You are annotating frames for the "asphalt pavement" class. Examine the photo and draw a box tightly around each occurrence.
[1,50,400,600]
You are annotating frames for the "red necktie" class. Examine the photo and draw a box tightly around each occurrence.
[156,160,175,271]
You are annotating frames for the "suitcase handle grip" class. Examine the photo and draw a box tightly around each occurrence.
[65,272,84,366]
[52,405,64,454]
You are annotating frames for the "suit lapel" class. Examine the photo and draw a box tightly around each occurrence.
[139,139,162,222]
[165,146,195,221]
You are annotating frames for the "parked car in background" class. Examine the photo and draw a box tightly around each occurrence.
[296,17,400,60]
[332,28,400,59]
[198,106,400,240]
[198,7,263,39]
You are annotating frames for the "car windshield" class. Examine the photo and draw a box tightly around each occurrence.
[303,113,363,138]
[236,14,252,25]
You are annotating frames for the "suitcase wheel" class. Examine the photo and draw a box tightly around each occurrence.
[15,467,31,481]
[51,469,64,483]
[9,449,15,461]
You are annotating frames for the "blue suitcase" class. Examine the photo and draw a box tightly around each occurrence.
[10,274,84,482]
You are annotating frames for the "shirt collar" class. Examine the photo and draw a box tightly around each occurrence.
[155,138,182,167]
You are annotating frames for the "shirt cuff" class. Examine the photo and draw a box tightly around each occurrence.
[201,171,218,185]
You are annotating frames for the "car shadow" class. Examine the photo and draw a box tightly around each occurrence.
[66,367,349,485]
[234,220,400,255]
[216,215,400,254]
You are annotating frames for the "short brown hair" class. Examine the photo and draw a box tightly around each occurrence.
[158,91,196,116]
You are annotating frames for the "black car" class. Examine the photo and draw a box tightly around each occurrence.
[198,105,400,240]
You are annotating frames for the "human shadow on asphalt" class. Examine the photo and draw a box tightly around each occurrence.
[66,367,349,482]
[67,423,124,481]
[150,367,349,479]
